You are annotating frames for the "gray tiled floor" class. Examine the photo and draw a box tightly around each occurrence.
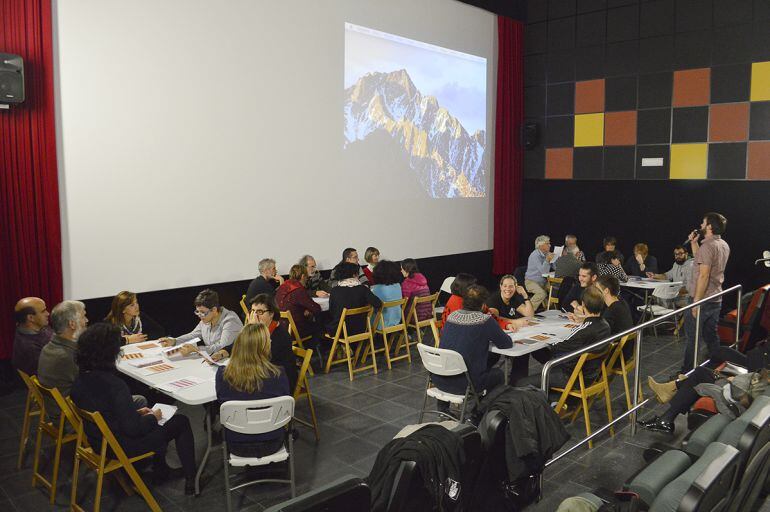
[4,332,769,510]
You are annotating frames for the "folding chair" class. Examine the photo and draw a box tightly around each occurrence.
[416,344,479,423]
[220,397,296,512]
[30,377,80,504]
[240,294,249,318]
[429,318,441,348]
[361,297,410,370]
[603,333,643,413]
[292,346,319,441]
[404,292,439,345]
[68,398,160,512]
[546,276,564,311]
[324,306,378,381]
[434,276,456,318]
[637,283,682,336]
[16,370,41,469]
[550,346,614,449]
[281,310,321,372]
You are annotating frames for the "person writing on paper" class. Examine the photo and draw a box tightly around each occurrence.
[524,235,555,311]
[299,255,330,297]
[215,323,290,457]
[159,289,242,356]
[486,275,535,330]
[516,287,610,388]
[210,294,297,392]
[70,323,197,493]
[104,291,165,344]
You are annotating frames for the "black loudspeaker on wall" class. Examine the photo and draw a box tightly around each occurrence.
[0,53,25,104]
[523,122,539,150]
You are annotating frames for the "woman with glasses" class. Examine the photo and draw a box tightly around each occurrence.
[104,290,165,344]
[210,294,297,392]
[159,289,243,356]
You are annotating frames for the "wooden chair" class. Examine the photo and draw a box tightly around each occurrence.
[16,369,41,470]
[68,398,161,512]
[546,276,564,311]
[604,334,643,412]
[281,310,318,374]
[550,347,614,449]
[404,292,439,345]
[429,318,441,348]
[30,377,80,504]
[240,294,249,318]
[324,306,378,381]
[292,346,320,441]
[362,298,410,370]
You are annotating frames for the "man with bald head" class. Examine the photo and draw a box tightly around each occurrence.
[12,297,54,376]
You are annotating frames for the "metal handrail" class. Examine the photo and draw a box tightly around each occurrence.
[540,283,742,467]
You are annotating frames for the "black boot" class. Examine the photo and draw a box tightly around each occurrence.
[637,415,674,433]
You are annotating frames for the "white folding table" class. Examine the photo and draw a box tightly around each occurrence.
[620,277,683,324]
[489,310,576,384]
[117,342,221,495]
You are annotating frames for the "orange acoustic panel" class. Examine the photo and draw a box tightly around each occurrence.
[575,79,605,114]
[604,111,637,146]
[673,68,710,107]
[748,141,770,180]
[545,148,573,179]
[709,103,749,142]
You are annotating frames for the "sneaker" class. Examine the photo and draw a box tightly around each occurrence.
[637,416,674,434]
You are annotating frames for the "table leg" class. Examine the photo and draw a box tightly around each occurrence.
[195,403,212,496]
[504,357,510,385]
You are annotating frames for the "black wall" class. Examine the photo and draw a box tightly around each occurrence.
[80,250,495,338]
[519,179,770,297]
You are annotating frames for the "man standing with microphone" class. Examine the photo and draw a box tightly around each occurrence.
[680,212,730,374]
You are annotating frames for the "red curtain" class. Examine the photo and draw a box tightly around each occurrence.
[0,0,62,359]
[492,16,524,275]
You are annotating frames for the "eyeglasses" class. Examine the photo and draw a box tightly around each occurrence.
[674,252,686,256]
[251,309,269,316]
[194,309,211,318]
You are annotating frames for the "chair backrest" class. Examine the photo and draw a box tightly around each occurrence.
[220,396,295,436]
[428,318,441,348]
[240,294,249,318]
[726,441,770,512]
[18,369,43,408]
[407,291,439,324]
[652,283,683,300]
[607,333,637,370]
[374,298,408,332]
[416,343,467,377]
[263,476,371,512]
[729,396,770,476]
[739,285,770,352]
[335,305,374,341]
[440,277,455,294]
[292,346,313,398]
[651,442,740,512]
[31,376,80,431]
[67,398,135,462]
[281,310,305,345]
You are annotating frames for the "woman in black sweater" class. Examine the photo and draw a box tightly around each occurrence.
[70,323,197,494]
[327,262,382,336]
[215,323,290,457]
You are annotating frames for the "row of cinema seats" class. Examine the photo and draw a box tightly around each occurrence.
[558,394,770,512]
[264,404,561,511]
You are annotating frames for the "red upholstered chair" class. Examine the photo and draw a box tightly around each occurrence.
[718,284,770,352]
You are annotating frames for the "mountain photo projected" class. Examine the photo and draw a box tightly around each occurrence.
[344,23,488,198]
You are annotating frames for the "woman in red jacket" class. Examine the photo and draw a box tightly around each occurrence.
[400,258,433,322]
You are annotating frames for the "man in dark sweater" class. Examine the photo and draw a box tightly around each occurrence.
[433,285,513,397]
[246,258,284,303]
[561,262,598,314]
[12,297,53,376]
[518,286,611,389]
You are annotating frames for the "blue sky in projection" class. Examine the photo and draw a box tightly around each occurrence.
[344,24,487,134]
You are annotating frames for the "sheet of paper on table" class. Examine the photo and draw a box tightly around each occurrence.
[157,376,206,393]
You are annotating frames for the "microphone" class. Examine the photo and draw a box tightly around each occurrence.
[683,229,700,246]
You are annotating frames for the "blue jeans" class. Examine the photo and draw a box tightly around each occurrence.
[682,299,722,372]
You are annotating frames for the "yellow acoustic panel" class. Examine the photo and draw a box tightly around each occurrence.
[574,113,604,147]
[670,144,708,180]
[750,61,770,102]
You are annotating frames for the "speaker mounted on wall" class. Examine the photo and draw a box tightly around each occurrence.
[0,53,25,104]
[523,121,539,150]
